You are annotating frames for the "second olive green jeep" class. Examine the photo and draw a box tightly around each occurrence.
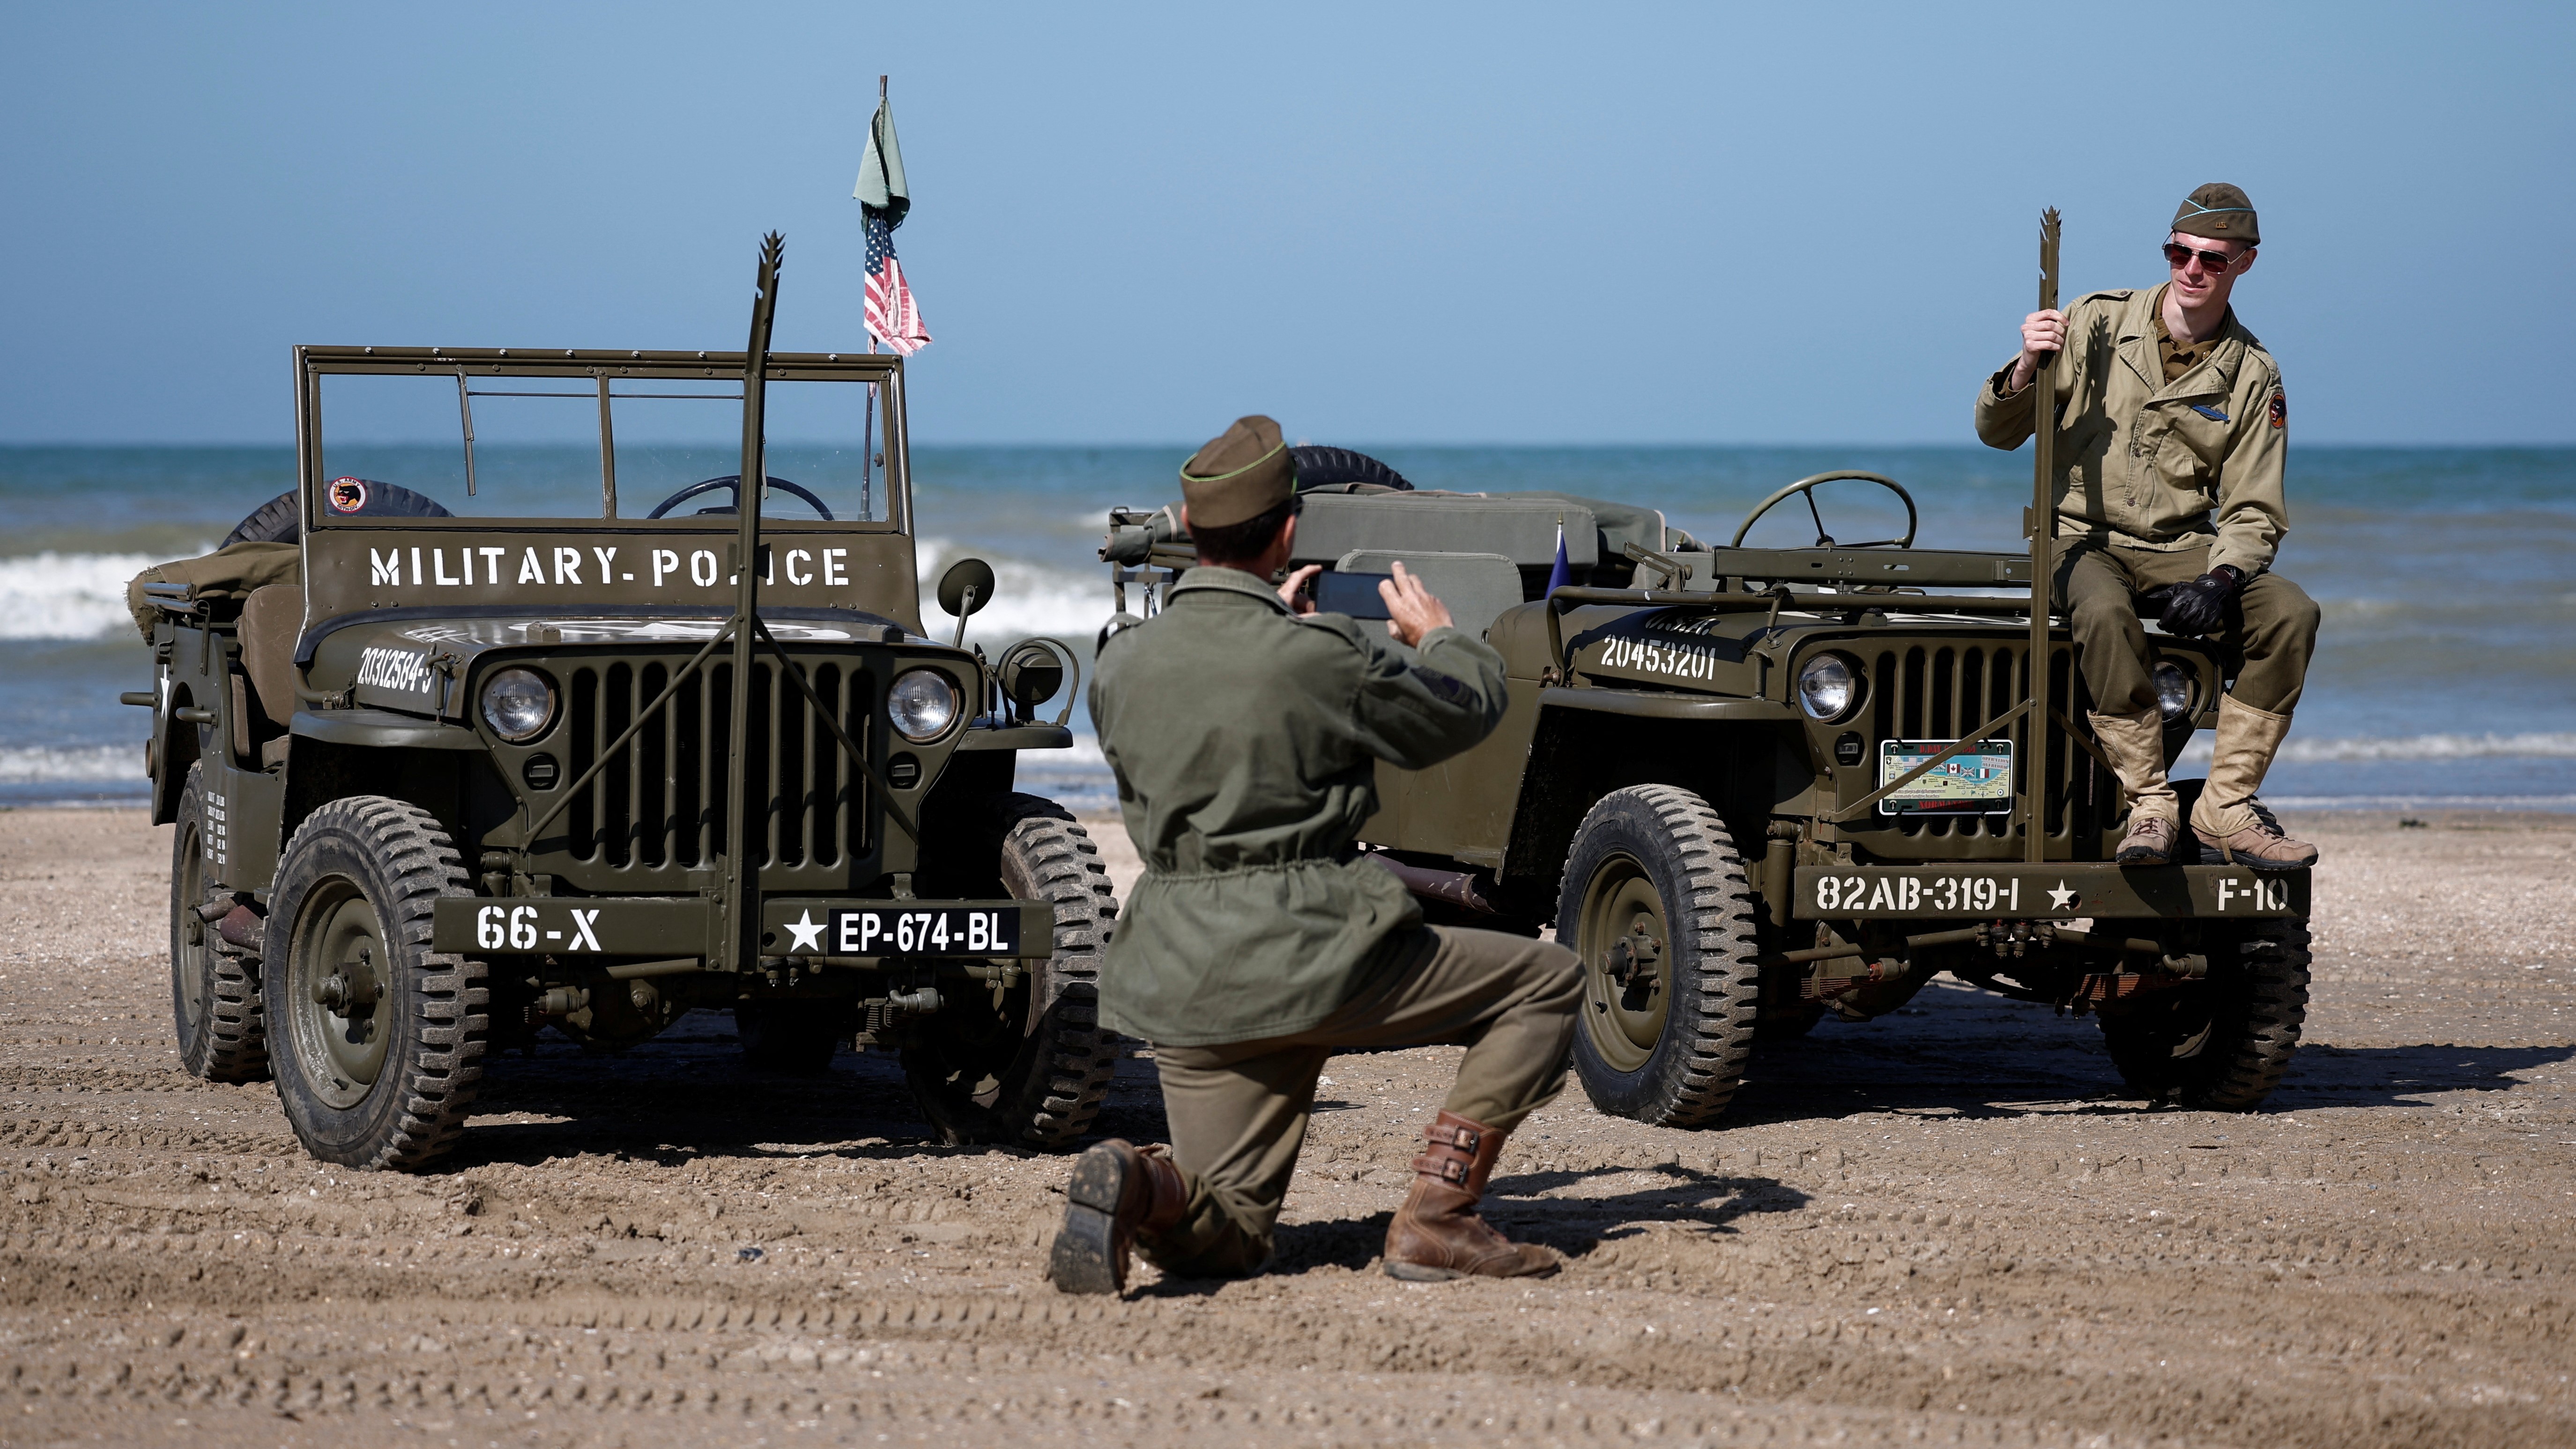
[1103,465,2311,1124]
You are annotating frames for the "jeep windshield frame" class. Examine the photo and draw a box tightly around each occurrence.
[294,347,911,534]
[290,348,924,631]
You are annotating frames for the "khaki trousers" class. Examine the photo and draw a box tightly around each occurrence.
[2054,542,2320,716]
[1140,925,1580,1279]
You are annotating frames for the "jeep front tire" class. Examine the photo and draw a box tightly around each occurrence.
[263,797,489,1169]
[1559,786,1761,1127]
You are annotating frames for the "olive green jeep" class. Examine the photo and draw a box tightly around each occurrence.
[136,240,1115,1168]
[1101,464,2311,1123]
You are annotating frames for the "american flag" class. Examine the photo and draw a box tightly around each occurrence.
[863,211,930,356]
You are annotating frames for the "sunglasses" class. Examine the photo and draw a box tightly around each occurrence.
[2163,242,2245,274]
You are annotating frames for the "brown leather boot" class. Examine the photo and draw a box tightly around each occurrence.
[1047,1139,1186,1295]
[2191,696,2318,871]
[2088,706,2183,867]
[1383,1111,1559,1281]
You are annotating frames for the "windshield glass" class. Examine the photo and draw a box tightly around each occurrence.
[312,365,896,525]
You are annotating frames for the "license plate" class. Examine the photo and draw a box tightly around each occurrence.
[1878,738,2014,815]
[809,907,1020,959]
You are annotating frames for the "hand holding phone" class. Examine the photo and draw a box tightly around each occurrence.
[1307,570,1396,620]
[1300,563,1455,646]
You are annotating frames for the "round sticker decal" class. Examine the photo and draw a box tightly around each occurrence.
[327,477,370,513]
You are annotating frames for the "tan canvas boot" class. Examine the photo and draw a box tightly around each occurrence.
[1047,1139,1187,1295]
[2191,695,2318,871]
[2088,706,2182,867]
[1383,1111,1559,1281]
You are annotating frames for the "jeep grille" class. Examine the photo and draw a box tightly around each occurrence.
[1857,640,2112,848]
[558,658,873,883]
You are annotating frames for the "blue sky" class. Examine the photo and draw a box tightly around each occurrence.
[2,2,2567,445]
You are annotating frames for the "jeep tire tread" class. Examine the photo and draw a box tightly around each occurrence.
[1559,785,1762,1127]
[170,764,268,1082]
[2100,916,2310,1110]
[262,796,489,1169]
[904,793,1120,1149]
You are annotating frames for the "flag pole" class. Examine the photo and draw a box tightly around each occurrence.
[860,74,887,522]
[2024,208,2061,865]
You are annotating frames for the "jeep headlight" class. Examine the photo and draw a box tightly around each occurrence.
[888,669,959,743]
[480,667,557,743]
[2153,660,2196,722]
[1797,653,1861,723]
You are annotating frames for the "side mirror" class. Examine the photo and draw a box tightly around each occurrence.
[936,558,995,646]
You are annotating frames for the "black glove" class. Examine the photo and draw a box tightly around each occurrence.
[2158,565,2243,637]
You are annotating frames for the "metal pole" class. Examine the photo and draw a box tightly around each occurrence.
[860,74,888,522]
[2025,208,2061,865]
[455,370,478,497]
[596,374,618,518]
[721,232,786,972]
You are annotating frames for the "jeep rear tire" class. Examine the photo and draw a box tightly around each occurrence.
[263,797,489,1169]
[903,794,1120,1150]
[1559,786,1761,1127]
[2099,916,2310,1110]
[170,764,268,1082]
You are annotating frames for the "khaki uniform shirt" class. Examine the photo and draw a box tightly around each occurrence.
[1088,565,1508,1047]
[1975,285,2289,577]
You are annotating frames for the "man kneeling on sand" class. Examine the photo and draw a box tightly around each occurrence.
[1047,415,1581,1294]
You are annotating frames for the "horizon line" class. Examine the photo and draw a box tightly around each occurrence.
[4,438,2574,452]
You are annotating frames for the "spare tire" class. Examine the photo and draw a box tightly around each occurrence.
[1290,446,1412,492]
[222,481,453,548]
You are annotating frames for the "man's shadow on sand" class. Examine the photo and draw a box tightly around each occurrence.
[1137,1164,1808,1295]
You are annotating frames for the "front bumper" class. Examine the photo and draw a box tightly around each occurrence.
[430,896,1057,960]
[1793,864,2306,921]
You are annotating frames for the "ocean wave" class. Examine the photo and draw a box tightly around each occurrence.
[916,538,1112,650]
[2175,731,2576,765]
[0,551,169,640]
[0,743,143,783]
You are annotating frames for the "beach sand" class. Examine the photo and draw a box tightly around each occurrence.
[0,806,2569,1448]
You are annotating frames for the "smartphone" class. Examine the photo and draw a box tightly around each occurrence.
[1307,570,1396,620]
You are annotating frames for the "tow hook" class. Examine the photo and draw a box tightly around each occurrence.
[1975,920,2037,959]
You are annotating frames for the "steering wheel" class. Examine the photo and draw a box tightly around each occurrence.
[645,475,835,521]
[1730,471,1917,550]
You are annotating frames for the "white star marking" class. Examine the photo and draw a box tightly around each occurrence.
[783,910,826,954]
[2047,881,2077,911]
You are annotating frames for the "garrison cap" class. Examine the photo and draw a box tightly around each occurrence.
[2171,182,2259,245]
[1179,415,1296,528]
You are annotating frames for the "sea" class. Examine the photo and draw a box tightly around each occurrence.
[6,444,2570,814]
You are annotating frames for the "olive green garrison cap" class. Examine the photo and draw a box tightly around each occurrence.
[2171,182,2258,245]
[1180,415,1296,528]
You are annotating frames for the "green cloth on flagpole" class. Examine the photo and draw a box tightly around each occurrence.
[853,97,911,226]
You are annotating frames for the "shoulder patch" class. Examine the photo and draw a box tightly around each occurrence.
[2268,388,2286,429]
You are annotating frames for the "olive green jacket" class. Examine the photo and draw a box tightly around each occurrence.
[1088,566,1509,1046]
[1975,287,2289,577]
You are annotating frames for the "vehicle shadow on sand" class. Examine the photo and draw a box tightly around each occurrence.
[1719,984,2574,1123]
[1137,1165,1808,1295]
[440,1036,1020,1170]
